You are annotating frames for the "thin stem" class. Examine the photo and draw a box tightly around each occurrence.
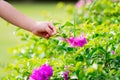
[73,10,76,37]
[89,0,97,11]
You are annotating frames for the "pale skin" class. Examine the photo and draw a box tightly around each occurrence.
[0,0,56,39]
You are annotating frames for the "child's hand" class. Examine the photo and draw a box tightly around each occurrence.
[32,21,56,39]
[0,1,56,39]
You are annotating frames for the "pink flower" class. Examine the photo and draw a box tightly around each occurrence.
[63,71,69,80]
[75,0,92,8]
[58,37,66,41]
[66,34,87,47]
[112,50,115,54]
[29,64,53,80]
[75,0,85,8]
[86,0,92,3]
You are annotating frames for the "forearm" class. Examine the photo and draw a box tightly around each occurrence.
[0,0,35,32]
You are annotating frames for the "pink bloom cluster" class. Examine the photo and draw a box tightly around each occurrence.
[29,64,53,80]
[63,65,71,80]
[63,71,70,80]
[75,0,92,8]
[66,34,87,47]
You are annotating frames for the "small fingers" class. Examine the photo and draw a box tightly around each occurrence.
[41,33,50,39]
[44,34,50,39]
[48,23,56,35]
[45,26,53,36]
[32,21,56,39]
[33,31,50,39]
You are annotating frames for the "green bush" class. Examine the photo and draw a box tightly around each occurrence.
[2,0,120,80]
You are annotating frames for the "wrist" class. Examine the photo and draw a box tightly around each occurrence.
[28,21,37,32]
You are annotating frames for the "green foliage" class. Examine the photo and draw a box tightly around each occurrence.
[2,0,120,80]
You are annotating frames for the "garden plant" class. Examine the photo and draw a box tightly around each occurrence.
[1,0,120,80]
